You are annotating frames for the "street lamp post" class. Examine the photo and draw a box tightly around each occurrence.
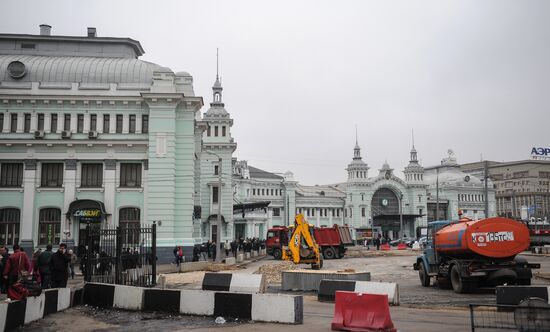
[205,150,223,263]
[399,194,403,241]
[436,167,440,221]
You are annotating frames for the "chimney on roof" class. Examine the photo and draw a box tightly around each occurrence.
[87,27,97,37]
[39,24,51,36]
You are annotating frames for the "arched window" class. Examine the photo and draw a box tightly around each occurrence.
[39,208,61,245]
[119,207,140,246]
[0,208,20,246]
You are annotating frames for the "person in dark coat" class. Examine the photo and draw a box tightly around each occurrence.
[38,244,53,289]
[50,243,70,288]
[192,245,200,262]
[0,246,9,293]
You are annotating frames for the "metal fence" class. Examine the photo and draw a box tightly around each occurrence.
[83,223,156,287]
[469,303,550,332]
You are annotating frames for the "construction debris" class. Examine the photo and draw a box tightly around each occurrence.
[254,261,300,283]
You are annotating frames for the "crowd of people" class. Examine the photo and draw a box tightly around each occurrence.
[0,243,74,298]
[186,238,266,262]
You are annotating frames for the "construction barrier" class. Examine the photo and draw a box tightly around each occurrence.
[0,288,75,331]
[319,280,399,305]
[496,286,550,306]
[224,257,236,265]
[331,291,396,332]
[82,282,302,324]
[380,244,391,251]
[396,243,407,250]
[202,272,267,293]
[282,270,371,291]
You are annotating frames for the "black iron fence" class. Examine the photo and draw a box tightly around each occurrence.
[83,223,156,287]
[470,303,550,332]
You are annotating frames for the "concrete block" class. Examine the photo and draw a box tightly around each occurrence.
[225,257,236,265]
[354,281,400,305]
[24,293,45,324]
[83,283,115,308]
[57,288,71,311]
[202,272,232,291]
[496,286,550,306]
[236,254,244,262]
[229,274,267,293]
[252,251,258,257]
[5,299,25,331]
[114,285,144,311]
[0,302,7,332]
[43,289,59,316]
[214,292,252,319]
[143,289,181,313]
[318,280,356,302]
[282,270,371,291]
[245,252,251,259]
[252,293,303,324]
[180,290,215,316]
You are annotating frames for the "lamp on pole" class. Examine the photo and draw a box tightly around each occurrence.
[205,150,223,263]
[399,193,403,241]
[435,167,440,221]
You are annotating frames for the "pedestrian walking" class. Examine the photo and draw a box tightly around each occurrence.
[3,244,30,289]
[38,244,53,289]
[172,246,179,266]
[50,244,70,288]
[68,249,77,279]
[177,246,183,265]
[200,243,208,261]
[224,240,230,257]
[211,241,217,261]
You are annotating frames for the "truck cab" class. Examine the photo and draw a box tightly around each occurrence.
[266,226,288,259]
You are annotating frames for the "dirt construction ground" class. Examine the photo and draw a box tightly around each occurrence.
[21,247,550,332]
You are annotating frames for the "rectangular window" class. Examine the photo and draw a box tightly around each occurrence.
[214,165,219,175]
[142,115,149,134]
[10,113,17,133]
[270,189,274,196]
[207,126,211,137]
[116,114,123,133]
[41,163,64,187]
[37,113,44,131]
[252,188,256,195]
[273,208,280,217]
[0,163,23,187]
[120,163,142,187]
[222,126,226,136]
[214,126,218,137]
[129,114,136,133]
[0,113,3,132]
[0,208,20,246]
[50,114,58,133]
[64,114,71,131]
[212,186,219,204]
[24,113,31,133]
[361,207,366,217]
[81,163,103,187]
[103,114,110,133]
[90,114,97,131]
[77,114,84,133]
[38,208,61,246]
[312,209,315,217]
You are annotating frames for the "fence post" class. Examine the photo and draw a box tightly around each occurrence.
[152,222,157,286]
[115,226,122,285]
[85,224,91,282]
[469,304,475,332]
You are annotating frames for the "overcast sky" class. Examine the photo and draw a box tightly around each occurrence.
[2,0,549,185]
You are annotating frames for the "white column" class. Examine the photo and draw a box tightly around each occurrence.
[329,208,333,225]
[16,113,23,133]
[30,113,37,131]
[2,113,8,132]
[109,115,116,133]
[83,113,90,133]
[96,114,103,133]
[143,160,148,224]
[136,115,143,134]
[122,114,129,133]
[104,160,117,226]
[316,208,320,227]
[63,160,77,245]
[70,114,77,132]
[44,114,51,133]
[20,160,37,251]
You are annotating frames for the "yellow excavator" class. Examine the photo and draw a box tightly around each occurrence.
[281,214,323,270]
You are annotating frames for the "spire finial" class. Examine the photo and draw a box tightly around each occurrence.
[412,128,415,148]
[355,125,358,146]
[216,48,219,81]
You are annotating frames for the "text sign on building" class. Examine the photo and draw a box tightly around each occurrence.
[531,147,550,161]
[73,209,102,218]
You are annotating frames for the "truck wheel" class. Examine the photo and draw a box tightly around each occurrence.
[419,262,430,287]
[323,247,336,260]
[273,249,282,260]
[436,277,452,290]
[451,265,475,293]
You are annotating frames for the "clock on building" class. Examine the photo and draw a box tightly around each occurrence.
[381,198,389,207]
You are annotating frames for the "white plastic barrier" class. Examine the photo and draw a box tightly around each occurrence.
[353,281,400,305]
[180,289,215,316]
[229,274,267,293]
[252,293,303,324]
[114,284,144,310]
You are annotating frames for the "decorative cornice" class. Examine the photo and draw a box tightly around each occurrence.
[65,159,78,170]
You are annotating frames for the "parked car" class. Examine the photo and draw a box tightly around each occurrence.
[389,237,414,247]
[416,236,428,249]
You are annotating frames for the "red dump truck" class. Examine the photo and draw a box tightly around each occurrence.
[266,224,354,260]
[413,217,541,293]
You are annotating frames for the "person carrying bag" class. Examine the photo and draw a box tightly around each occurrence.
[3,244,31,300]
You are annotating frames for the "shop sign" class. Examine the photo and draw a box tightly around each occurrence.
[73,209,102,218]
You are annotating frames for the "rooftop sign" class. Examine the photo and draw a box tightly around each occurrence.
[531,147,550,161]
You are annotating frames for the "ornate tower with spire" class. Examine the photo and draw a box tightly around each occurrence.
[201,49,237,242]
[346,128,369,182]
[403,131,424,183]
[344,129,370,229]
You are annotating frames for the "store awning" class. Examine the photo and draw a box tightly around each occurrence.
[233,201,271,215]
[65,199,108,220]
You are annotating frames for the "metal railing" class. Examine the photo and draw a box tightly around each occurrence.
[470,303,550,332]
[83,223,156,287]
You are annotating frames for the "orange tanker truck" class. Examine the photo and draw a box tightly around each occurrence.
[413,217,540,293]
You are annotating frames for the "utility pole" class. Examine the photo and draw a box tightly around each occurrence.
[399,194,403,240]
[216,156,222,263]
[435,167,439,221]
[484,160,489,218]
